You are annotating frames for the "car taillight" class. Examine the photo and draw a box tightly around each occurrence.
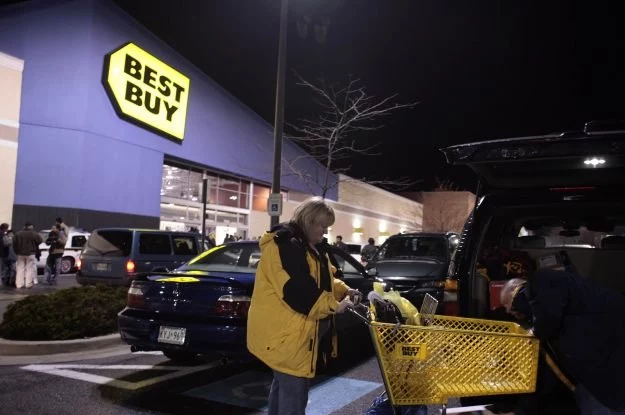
[127,286,145,308]
[76,258,82,271]
[444,279,458,291]
[126,259,136,273]
[212,295,251,317]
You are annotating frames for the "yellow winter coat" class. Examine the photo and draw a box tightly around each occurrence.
[246,223,350,378]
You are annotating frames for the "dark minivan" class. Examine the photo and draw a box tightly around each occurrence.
[365,232,459,314]
[77,228,201,286]
[441,121,625,412]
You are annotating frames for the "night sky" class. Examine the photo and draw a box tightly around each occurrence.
[16,1,625,191]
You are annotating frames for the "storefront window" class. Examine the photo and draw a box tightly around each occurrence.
[252,184,270,211]
[218,188,241,208]
[161,162,252,234]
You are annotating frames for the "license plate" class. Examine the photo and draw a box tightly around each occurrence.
[157,326,186,345]
[94,263,109,272]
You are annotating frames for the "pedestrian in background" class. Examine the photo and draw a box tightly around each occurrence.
[44,224,66,284]
[247,197,358,414]
[333,235,349,252]
[360,237,378,264]
[13,223,43,289]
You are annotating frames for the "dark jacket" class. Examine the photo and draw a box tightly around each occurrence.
[13,229,43,256]
[526,269,625,410]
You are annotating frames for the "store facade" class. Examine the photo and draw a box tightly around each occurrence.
[0,0,421,244]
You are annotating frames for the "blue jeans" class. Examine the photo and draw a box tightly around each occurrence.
[1,258,15,285]
[268,370,310,415]
[576,384,625,415]
[45,254,62,283]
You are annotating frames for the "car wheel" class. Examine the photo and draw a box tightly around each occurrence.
[61,257,74,274]
[163,350,198,362]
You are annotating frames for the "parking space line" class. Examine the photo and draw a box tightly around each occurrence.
[21,361,222,390]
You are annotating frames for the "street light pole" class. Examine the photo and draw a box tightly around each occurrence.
[270,0,289,228]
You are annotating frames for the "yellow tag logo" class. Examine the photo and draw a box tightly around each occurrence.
[155,276,200,283]
[395,343,427,360]
[103,42,190,141]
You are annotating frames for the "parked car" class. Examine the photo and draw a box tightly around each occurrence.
[118,241,378,362]
[365,232,459,314]
[345,243,363,262]
[37,228,90,274]
[441,121,625,412]
[76,228,201,286]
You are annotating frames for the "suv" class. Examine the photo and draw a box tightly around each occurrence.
[77,228,201,286]
[365,232,459,313]
[441,121,625,411]
[37,228,90,274]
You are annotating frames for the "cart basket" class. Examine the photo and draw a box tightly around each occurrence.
[366,308,539,406]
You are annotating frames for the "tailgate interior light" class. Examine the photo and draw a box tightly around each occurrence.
[583,157,606,167]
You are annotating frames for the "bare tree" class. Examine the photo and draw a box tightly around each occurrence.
[421,188,475,233]
[284,74,419,198]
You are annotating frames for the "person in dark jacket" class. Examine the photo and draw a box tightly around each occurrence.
[360,237,377,263]
[247,197,358,415]
[13,223,43,289]
[333,235,349,252]
[1,223,14,285]
[501,271,625,414]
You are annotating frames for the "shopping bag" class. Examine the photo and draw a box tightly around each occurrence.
[364,392,427,415]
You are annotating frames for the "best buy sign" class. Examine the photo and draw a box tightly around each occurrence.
[103,42,190,141]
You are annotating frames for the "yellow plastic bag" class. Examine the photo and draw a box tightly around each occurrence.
[372,281,421,325]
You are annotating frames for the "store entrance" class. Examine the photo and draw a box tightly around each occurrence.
[159,162,250,244]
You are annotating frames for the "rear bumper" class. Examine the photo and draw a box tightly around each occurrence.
[117,309,248,357]
[76,271,134,286]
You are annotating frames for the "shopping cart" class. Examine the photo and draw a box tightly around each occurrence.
[349,295,540,415]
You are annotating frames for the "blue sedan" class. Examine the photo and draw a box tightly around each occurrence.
[118,241,376,362]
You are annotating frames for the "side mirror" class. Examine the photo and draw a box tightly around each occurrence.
[366,268,377,277]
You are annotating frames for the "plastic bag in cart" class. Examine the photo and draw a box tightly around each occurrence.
[364,392,427,415]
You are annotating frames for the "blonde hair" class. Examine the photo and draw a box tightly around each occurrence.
[291,197,335,233]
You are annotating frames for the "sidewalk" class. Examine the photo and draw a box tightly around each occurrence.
[0,274,126,365]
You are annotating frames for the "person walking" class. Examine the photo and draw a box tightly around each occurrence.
[247,197,358,415]
[12,223,43,289]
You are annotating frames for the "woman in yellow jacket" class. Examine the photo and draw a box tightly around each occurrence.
[247,197,358,414]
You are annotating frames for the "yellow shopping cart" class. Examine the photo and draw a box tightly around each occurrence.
[350,295,540,414]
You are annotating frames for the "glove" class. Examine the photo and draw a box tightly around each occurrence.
[335,296,354,314]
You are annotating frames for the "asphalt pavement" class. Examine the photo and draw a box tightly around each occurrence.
[0,275,484,414]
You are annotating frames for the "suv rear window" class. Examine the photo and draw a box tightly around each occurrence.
[139,233,172,255]
[172,236,198,255]
[82,230,132,257]
[376,235,447,260]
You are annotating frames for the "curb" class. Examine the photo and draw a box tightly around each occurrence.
[0,333,123,356]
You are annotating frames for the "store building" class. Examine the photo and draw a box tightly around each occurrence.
[0,0,421,244]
